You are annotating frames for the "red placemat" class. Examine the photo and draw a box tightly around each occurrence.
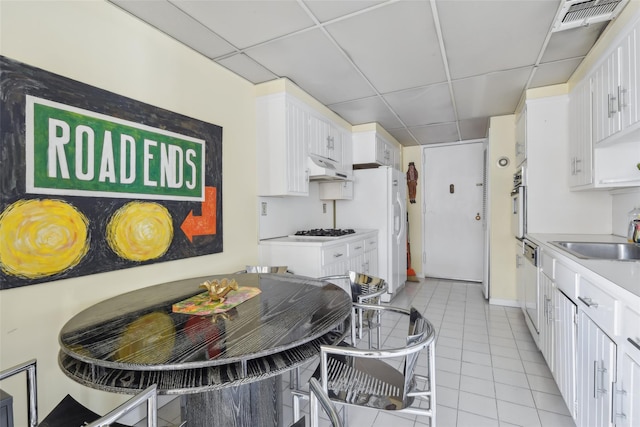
[172,286,261,316]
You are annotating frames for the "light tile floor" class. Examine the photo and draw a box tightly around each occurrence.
[138,277,576,427]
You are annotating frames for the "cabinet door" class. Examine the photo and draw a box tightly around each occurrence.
[577,311,617,427]
[515,111,526,166]
[365,236,378,276]
[309,114,341,163]
[619,27,638,130]
[553,289,577,419]
[617,351,640,427]
[568,78,594,187]
[516,242,525,311]
[256,94,309,196]
[539,273,554,371]
[286,100,310,195]
[607,49,623,138]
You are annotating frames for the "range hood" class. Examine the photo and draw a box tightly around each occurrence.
[552,0,629,32]
[308,153,352,181]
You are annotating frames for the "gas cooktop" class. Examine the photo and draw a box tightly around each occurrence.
[291,228,356,238]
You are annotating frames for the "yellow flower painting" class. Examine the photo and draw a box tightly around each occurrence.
[0,199,89,279]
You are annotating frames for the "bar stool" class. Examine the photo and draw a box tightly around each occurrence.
[0,359,158,427]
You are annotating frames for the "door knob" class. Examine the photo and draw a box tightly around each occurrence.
[475,213,481,220]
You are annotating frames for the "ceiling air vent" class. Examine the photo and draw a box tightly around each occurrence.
[552,0,629,32]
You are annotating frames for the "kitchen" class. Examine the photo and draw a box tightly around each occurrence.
[1,1,640,427]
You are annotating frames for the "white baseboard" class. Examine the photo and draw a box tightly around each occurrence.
[488,298,520,307]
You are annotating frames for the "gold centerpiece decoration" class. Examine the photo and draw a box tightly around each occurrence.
[199,278,239,303]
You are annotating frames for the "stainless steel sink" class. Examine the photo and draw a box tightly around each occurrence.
[550,241,640,261]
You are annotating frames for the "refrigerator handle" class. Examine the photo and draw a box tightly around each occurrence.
[395,193,405,241]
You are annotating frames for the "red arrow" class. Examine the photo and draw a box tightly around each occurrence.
[181,186,217,242]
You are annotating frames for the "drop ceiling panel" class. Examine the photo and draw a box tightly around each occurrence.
[459,118,489,140]
[383,83,455,126]
[325,1,446,93]
[111,0,236,58]
[303,0,385,23]
[173,0,314,49]
[410,123,460,145]
[453,67,533,120]
[386,127,419,146]
[328,96,404,129]
[217,53,278,84]
[437,0,559,80]
[529,57,583,88]
[246,29,377,105]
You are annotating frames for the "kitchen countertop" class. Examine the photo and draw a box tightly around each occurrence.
[259,229,377,245]
[527,233,640,299]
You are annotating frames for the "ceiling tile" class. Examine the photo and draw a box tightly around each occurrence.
[246,29,377,105]
[328,96,404,129]
[541,23,607,63]
[453,67,533,120]
[529,57,583,88]
[216,53,278,84]
[386,127,420,147]
[437,0,559,80]
[459,117,489,140]
[303,0,385,23]
[172,0,314,49]
[409,123,460,145]
[383,83,455,126]
[325,1,446,93]
[110,0,236,58]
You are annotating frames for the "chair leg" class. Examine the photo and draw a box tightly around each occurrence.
[289,368,298,390]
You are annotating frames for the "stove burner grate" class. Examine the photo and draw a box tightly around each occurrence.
[294,228,356,237]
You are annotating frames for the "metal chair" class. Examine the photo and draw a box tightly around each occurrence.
[305,305,436,426]
[291,378,343,427]
[319,271,388,348]
[0,359,158,427]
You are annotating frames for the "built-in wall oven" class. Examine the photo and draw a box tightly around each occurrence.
[511,167,526,240]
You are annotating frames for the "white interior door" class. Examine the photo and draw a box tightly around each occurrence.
[422,141,485,282]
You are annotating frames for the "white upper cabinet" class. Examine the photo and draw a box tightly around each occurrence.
[352,126,401,170]
[592,23,639,144]
[568,14,640,190]
[256,93,309,197]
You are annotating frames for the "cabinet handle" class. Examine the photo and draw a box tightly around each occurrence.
[608,93,618,118]
[594,360,607,398]
[333,253,344,258]
[578,296,598,308]
[618,85,624,112]
[574,158,581,173]
[354,246,362,250]
[628,337,640,351]
[612,383,627,423]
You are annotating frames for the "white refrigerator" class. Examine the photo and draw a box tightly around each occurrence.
[336,166,407,302]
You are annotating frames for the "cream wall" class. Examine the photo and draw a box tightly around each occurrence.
[403,146,422,276]
[0,1,258,422]
[487,115,518,304]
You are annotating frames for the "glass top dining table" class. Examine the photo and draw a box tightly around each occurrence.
[58,272,352,426]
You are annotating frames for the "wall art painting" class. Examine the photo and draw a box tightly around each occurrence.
[0,56,223,289]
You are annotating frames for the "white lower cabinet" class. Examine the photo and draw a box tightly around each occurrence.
[577,311,617,427]
[259,232,378,279]
[553,288,577,419]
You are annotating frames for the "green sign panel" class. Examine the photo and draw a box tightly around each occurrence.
[26,95,205,201]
